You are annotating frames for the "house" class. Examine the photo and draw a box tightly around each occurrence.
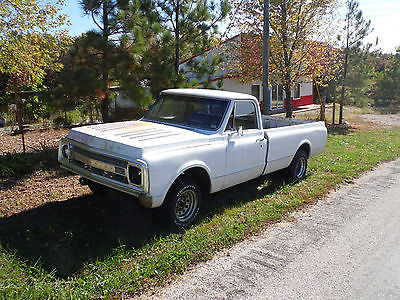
[179,34,315,112]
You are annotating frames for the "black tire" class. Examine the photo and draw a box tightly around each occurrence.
[286,149,308,183]
[87,179,107,195]
[163,176,202,229]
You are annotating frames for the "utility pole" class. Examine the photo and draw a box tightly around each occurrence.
[262,0,271,114]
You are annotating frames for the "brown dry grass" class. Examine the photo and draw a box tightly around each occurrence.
[0,128,69,155]
[0,128,90,218]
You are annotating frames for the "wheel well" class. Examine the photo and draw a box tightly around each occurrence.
[177,167,211,198]
[298,143,310,158]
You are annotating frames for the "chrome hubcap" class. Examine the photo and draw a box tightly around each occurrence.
[296,157,306,179]
[175,189,197,222]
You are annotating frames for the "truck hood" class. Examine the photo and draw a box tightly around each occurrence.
[67,120,210,158]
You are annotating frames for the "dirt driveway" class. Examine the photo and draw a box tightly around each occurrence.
[347,109,400,128]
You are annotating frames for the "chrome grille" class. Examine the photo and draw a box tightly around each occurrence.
[69,144,129,184]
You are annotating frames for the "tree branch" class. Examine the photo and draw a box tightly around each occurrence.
[107,2,119,15]
[181,14,224,44]
[92,10,103,31]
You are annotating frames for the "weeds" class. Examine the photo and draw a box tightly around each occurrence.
[0,153,34,176]
[0,147,58,178]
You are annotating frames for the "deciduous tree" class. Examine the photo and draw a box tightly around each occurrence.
[228,0,339,117]
[0,0,71,152]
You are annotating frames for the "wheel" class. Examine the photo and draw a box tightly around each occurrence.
[286,149,308,183]
[163,176,202,229]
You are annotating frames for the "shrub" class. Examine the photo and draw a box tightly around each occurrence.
[0,153,34,177]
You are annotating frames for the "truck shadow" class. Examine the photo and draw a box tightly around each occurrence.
[204,171,287,216]
[0,174,287,279]
[0,193,165,278]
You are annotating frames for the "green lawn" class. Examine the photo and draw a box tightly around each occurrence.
[1,127,400,298]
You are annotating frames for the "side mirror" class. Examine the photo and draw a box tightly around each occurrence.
[236,125,243,136]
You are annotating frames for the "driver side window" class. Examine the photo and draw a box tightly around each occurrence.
[225,101,258,131]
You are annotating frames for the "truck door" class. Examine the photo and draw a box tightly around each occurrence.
[223,100,267,189]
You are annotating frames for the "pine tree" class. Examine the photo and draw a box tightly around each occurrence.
[156,0,230,78]
[79,0,160,121]
[338,0,372,124]
[374,48,400,107]
[80,0,129,122]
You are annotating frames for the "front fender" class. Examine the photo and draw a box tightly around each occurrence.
[163,160,213,197]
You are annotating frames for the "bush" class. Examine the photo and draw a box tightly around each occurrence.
[0,153,34,177]
[52,116,71,128]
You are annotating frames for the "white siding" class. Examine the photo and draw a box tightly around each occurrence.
[207,79,264,102]
[300,81,313,97]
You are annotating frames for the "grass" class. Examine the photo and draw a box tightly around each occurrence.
[1,127,400,298]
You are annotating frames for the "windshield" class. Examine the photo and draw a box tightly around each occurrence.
[143,94,229,131]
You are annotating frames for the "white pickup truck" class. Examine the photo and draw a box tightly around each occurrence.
[58,89,327,227]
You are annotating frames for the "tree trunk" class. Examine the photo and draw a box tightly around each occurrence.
[332,81,337,124]
[321,93,326,122]
[174,0,180,77]
[284,85,293,118]
[101,74,110,123]
[281,2,292,118]
[101,0,110,123]
[315,82,325,121]
[262,0,270,114]
[14,89,26,153]
[89,102,94,123]
[339,9,351,125]
[339,48,349,124]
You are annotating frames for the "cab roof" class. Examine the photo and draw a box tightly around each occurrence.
[162,88,259,102]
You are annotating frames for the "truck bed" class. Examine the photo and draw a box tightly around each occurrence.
[261,115,311,129]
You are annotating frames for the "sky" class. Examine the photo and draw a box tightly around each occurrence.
[61,1,96,36]
[355,0,400,53]
[62,0,400,54]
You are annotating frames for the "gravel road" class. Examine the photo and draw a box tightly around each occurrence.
[147,157,400,299]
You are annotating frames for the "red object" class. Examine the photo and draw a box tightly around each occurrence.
[292,95,313,107]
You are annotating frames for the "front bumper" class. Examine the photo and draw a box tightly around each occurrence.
[59,138,150,200]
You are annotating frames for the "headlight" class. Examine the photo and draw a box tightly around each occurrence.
[128,164,142,185]
[61,144,70,159]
